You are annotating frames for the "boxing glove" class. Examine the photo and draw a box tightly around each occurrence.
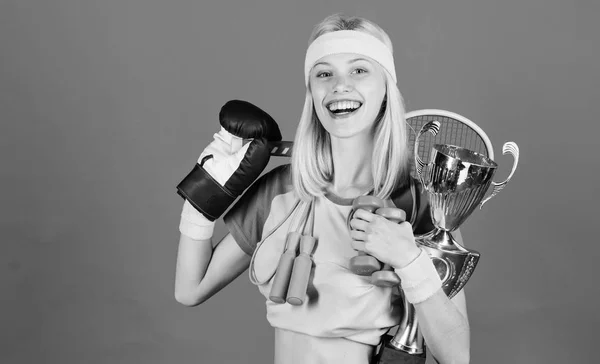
[177,100,282,239]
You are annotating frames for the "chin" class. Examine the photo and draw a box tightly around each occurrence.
[327,120,375,139]
[328,126,373,140]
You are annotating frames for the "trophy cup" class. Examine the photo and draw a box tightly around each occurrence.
[375,121,520,363]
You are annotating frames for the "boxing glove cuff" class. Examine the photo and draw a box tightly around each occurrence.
[394,248,443,304]
[177,163,237,221]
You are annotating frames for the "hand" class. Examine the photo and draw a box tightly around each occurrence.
[349,208,421,269]
[177,100,282,223]
[200,99,283,192]
[198,127,259,186]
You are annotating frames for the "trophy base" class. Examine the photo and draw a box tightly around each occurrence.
[418,228,468,252]
[417,228,480,299]
[373,335,426,364]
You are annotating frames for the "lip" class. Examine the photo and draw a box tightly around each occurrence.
[326,105,362,119]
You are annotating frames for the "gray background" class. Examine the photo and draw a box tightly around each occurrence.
[1,0,598,363]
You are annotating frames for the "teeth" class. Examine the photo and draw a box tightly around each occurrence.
[327,100,361,112]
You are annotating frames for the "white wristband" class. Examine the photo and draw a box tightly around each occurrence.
[179,200,215,240]
[394,248,442,304]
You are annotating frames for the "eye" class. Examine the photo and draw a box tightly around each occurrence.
[316,71,332,78]
[352,68,368,75]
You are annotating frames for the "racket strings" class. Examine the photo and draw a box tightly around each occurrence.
[406,115,489,179]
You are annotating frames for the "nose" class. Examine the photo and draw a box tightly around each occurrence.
[332,75,353,93]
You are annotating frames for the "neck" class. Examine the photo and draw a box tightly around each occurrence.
[328,132,375,197]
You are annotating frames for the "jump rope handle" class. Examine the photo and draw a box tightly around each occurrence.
[269,232,302,303]
[268,200,317,306]
[286,235,317,305]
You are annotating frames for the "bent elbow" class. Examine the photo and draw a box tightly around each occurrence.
[450,341,470,364]
[174,290,204,307]
[450,349,470,364]
[435,344,470,364]
[456,352,470,364]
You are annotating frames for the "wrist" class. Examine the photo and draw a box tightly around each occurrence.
[392,245,422,270]
[393,248,442,304]
[179,200,216,240]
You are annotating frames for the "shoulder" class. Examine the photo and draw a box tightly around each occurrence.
[223,163,294,255]
[263,163,292,184]
[249,163,292,197]
[228,163,293,212]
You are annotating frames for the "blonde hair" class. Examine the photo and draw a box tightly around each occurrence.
[291,14,411,202]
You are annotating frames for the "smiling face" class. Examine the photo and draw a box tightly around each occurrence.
[309,53,387,139]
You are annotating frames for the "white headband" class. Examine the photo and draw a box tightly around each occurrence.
[304,30,397,85]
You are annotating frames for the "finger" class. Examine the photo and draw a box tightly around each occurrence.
[349,217,369,232]
[399,221,413,230]
[349,229,367,241]
[353,208,377,222]
[362,241,381,260]
[350,239,366,252]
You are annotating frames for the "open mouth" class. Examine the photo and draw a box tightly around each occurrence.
[326,100,362,116]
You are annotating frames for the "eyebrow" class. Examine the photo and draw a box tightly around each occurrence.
[313,58,370,68]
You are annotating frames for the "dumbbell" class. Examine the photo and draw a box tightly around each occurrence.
[347,196,385,275]
[370,207,406,287]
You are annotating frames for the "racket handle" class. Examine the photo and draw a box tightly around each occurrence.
[269,232,301,303]
[268,141,293,157]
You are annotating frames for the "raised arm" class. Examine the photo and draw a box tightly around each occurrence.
[174,232,250,306]
[173,100,282,306]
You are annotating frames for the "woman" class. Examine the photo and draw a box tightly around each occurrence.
[175,14,470,364]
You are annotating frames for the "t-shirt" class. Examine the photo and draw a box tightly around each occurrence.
[223,164,435,346]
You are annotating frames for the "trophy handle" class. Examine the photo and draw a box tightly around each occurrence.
[480,142,520,208]
[414,120,441,186]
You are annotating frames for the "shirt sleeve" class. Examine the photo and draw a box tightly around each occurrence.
[223,164,292,256]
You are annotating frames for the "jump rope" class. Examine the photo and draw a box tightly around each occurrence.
[248,178,418,306]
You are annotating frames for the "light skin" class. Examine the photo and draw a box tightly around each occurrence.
[308,52,422,267]
[175,52,470,364]
[310,52,470,363]
[309,53,385,197]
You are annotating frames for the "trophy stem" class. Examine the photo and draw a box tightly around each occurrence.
[419,228,468,253]
[387,294,424,355]
[417,228,481,299]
